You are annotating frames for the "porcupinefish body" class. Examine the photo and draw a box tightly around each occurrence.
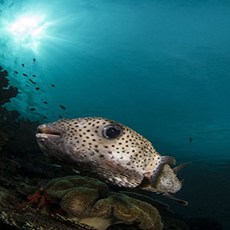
[36,117,188,205]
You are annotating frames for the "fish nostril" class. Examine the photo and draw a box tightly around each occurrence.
[37,125,46,133]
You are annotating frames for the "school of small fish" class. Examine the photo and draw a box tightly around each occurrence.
[13,58,66,119]
[36,117,188,205]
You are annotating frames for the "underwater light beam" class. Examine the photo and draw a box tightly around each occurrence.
[1,1,82,65]
[7,14,48,52]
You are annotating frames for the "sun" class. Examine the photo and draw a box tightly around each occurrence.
[7,14,48,52]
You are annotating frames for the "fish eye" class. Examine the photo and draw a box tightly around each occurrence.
[102,124,123,139]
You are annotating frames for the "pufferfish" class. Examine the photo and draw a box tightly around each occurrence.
[36,117,188,205]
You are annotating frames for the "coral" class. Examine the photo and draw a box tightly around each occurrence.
[44,176,163,230]
[119,191,172,216]
[45,175,109,199]
[3,118,40,157]
[0,131,8,151]
[119,191,191,229]
[0,184,98,230]
[27,189,48,209]
[0,66,18,106]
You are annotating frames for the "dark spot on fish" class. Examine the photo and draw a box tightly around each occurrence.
[29,79,36,84]
[23,73,28,77]
[32,74,36,77]
[59,104,66,110]
[30,108,35,111]
[33,58,36,62]
[51,84,55,87]
[22,64,25,67]
[43,101,48,104]
[35,87,40,90]
[14,71,18,74]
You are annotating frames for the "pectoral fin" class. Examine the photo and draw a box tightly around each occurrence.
[173,162,191,174]
[163,193,188,206]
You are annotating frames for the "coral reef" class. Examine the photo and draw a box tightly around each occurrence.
[119,191,172,216]
[44,176,163,230]
[110,191,192,230]
[0,66,18,106]
[0,65,52,177]
[0,65,18,152]
[0,185,97,230]
[0,104,48,177]
[0,173,97,229]
[0,130,8,151]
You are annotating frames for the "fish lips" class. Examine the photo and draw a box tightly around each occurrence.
[36,124,62,147]
[36,124,64,157]
[36,124,75,163]
[36,124,61,136]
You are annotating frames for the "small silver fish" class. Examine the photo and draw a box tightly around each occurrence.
[36,117,188,205]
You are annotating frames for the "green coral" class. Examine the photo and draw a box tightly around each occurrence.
[45,176,163,230]
[45,175,109,199]
[92,193,162,230]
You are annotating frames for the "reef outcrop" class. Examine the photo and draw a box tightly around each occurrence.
[0,131,8,151]
[0,66,18,106]
[44,175,163,230]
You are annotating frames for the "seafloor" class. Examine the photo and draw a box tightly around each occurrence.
[0,66,224,229]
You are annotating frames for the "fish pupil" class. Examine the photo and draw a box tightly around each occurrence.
[103,124,122,139]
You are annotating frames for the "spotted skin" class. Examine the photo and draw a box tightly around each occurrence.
[36,117,183,196]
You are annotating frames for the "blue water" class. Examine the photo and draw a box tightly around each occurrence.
[1,0,230,228]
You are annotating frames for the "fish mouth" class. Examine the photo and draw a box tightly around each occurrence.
[36,124,61,138]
